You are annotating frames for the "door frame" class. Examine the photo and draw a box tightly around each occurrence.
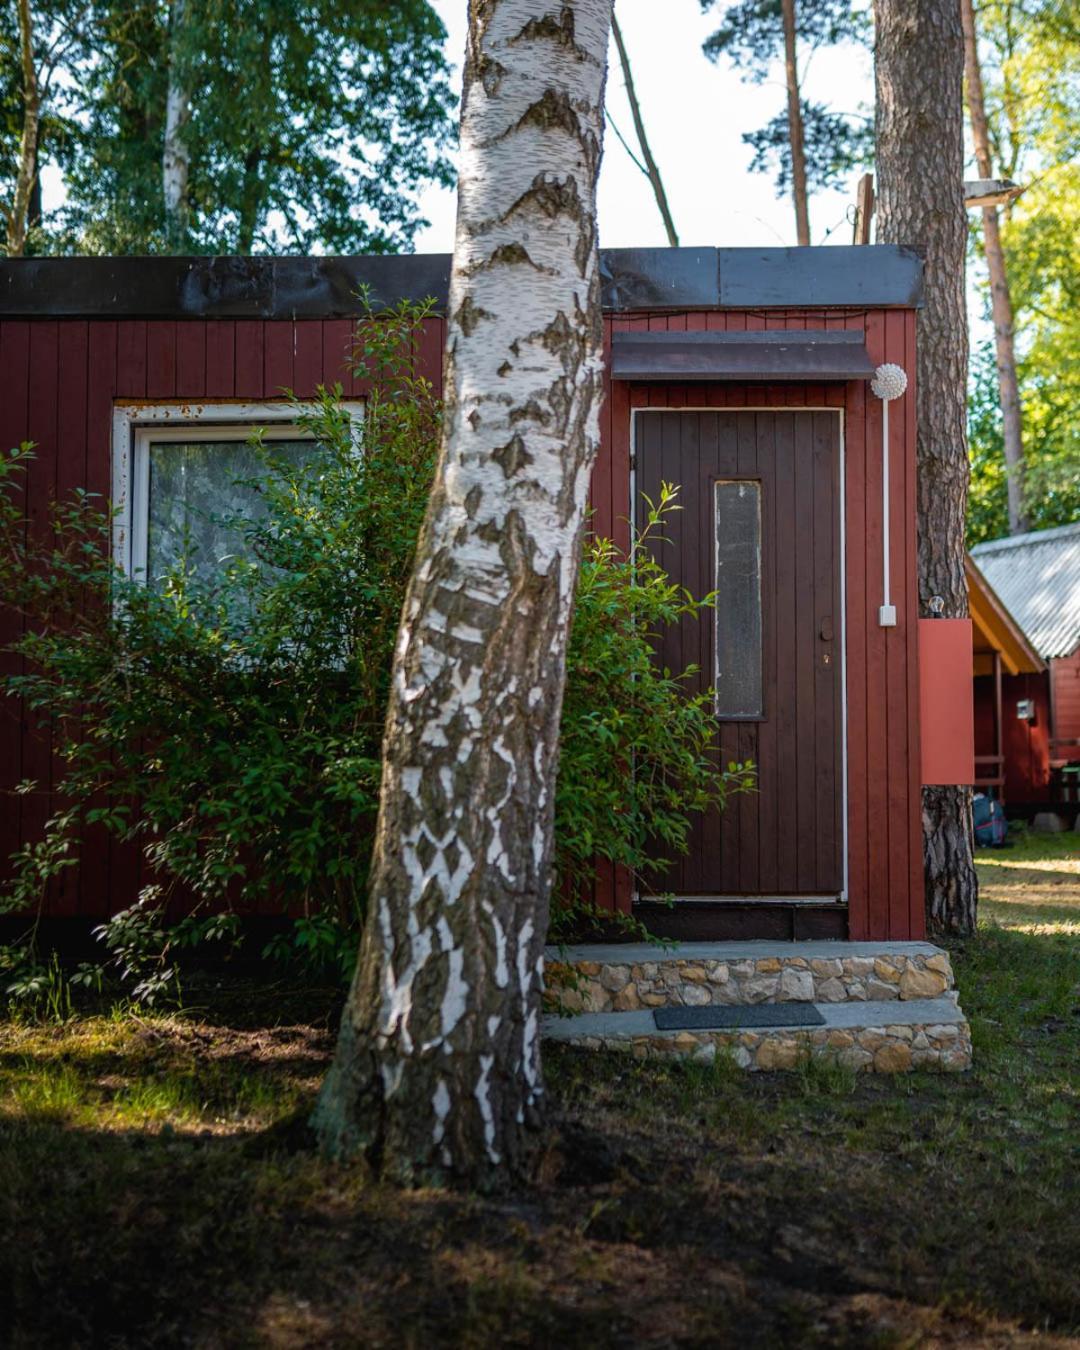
[629,404,849,907]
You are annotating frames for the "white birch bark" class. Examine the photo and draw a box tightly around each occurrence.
[6,0,39,258]
[312,0,613,1185]
[163,0,192,248]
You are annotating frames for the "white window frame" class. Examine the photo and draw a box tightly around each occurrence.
[111,401,364,579]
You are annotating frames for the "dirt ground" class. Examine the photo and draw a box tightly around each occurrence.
[1,833,1078,1348]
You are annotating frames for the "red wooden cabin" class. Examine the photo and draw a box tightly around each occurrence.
[970,526,1080,815]
[0,247,974,944]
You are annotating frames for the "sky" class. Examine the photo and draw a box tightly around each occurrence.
[412,0,876,255]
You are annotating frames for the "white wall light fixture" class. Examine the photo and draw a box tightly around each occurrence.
[870,362,908,628]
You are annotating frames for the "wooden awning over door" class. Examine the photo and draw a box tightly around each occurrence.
[610,329,875,382]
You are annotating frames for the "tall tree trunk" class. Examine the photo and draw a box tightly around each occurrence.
[312,0,613,1186]
[781,0,810,245]
[874,0,978,935]
[610,12,679,246]
[960,0,1027,535]
[237,146,262,254]
[7,0,39,258]
[163,0,192,250]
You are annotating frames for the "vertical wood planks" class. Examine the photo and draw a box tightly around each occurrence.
[234,321,265,398]
[0,322,31,884]
[0,305,924,936]
[53,323,91,913]
[21,322,60,904]
[146,321,177,398]
[175,322,206,399]
[204,322,236,399]
[321,319,355,396]
[263,322,293,398]
[292,322,324,399]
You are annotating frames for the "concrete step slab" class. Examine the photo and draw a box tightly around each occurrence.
[542,996,971,1073]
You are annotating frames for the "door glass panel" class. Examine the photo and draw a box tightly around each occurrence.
[714,479,763,719]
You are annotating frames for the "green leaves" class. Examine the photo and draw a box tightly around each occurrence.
[2,0,456,255]
[554,484,754,937]
[1,299,749,989]
[0,296,439,980]
[967,1,1080,543]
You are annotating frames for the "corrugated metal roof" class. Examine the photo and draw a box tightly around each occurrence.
[970,521,1080,659]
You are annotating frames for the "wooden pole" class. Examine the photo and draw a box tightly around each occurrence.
[781,0,810,246]
[610,12,679,247]
[993,649,1004,803]
[853,173,874,244]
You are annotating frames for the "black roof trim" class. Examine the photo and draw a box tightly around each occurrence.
[0,246,923,320]
[611,329,876,382]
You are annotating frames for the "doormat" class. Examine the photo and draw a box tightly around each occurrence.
[653,1004,826,1030]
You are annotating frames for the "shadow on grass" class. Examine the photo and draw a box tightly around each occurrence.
[0,924,1078,1346]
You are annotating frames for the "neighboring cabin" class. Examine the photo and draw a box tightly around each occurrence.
[969,522,1080,816]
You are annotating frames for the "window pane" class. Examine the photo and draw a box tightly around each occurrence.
[714,479,763,719]
[146,438,316,586]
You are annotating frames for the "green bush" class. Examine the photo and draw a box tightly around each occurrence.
[0,297,750,995]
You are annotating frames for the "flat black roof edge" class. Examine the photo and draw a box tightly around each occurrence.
[0,246,923,319]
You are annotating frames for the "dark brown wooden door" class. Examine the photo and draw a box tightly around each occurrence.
[635,408,843,897]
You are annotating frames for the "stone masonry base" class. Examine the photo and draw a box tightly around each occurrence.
[543,1002,972,1073]
[545,940,955,1014]
[542,942,972,1074]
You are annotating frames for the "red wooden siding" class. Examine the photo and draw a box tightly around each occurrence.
[2,306,922,940]
[0,316,444,920]
[634,408,844,897]
[587,308,923,940]
[974,671,1052,803]
[1052,651,1080,747]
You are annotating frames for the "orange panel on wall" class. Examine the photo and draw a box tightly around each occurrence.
[919,619,975,786]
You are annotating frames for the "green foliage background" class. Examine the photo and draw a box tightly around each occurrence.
[966,0,1080,546]
[1,0,455,255]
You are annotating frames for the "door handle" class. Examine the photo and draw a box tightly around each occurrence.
[819,617,834,642]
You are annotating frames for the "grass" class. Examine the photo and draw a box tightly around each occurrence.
[1,840,1078,1347]
[976,826,1080,932]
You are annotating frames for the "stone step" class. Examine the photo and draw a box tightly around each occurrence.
[542,997,972,1074]
[545,940,955,1013]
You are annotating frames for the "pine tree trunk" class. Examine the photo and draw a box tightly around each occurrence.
[312,0,613,1186]
[163,0,192,250]
[7,0,39,258]
[610,13,679,246]
[960,0,1027,535]
[874,0,978,935]
[782,0,811,246]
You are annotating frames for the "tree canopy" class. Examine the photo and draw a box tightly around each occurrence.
[966,0,1080,543]
[0,0,456,255]
[700,0,872,208]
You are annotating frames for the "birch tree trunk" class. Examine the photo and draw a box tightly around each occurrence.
[163,0,192,249]
[960,0,1027,535]
[6,0,39,258]
[312,0,613,1186]
[782,0,811,246]
[874,0,978,934]
[610,13,679,246]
